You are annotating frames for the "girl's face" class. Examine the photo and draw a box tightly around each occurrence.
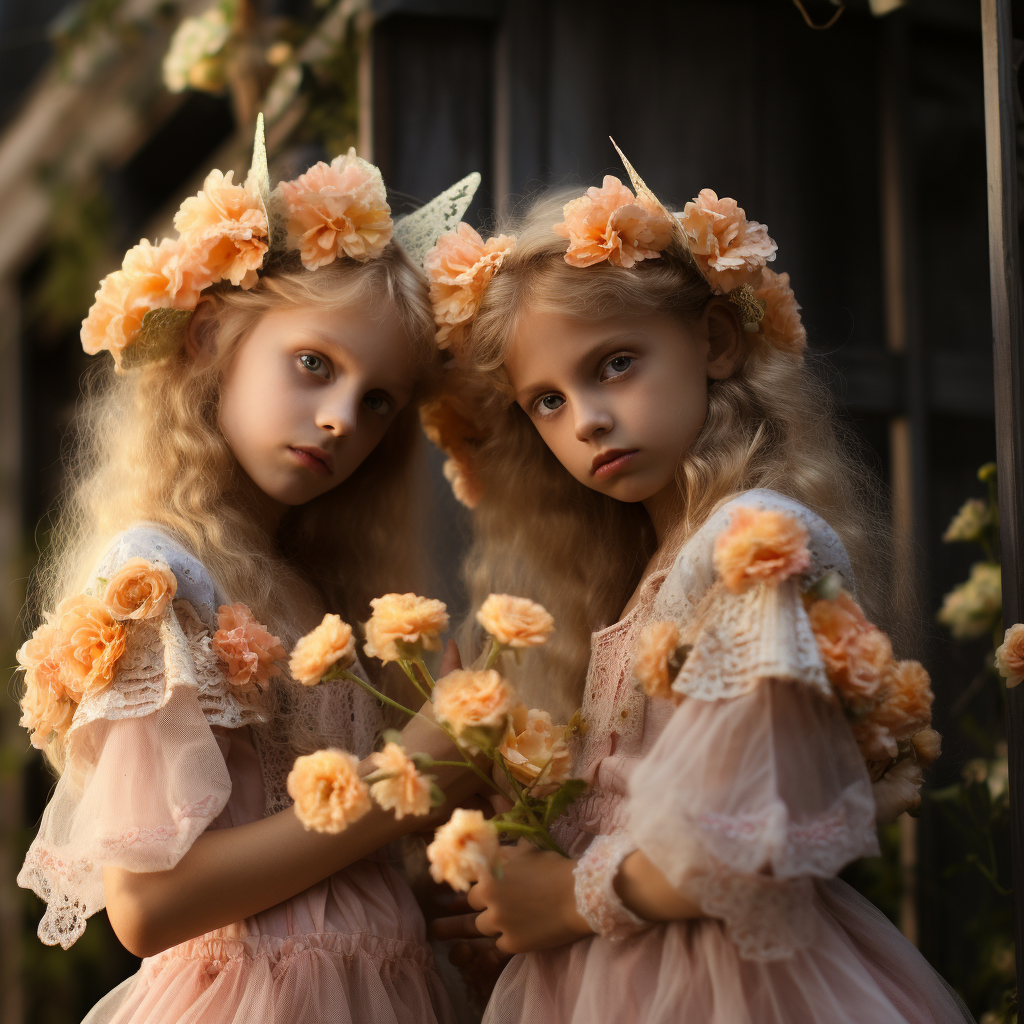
[506,306,739,509]
[218,303,417,515]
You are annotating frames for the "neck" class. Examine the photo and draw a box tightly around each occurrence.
[642,481,684,549]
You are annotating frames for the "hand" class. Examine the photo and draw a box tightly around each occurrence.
[463,842,593,954]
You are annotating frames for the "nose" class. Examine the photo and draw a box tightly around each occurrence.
[315,382,361,437]
[573,396,613,442]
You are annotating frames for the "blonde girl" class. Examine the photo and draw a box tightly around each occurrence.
[16,135,473,1024]
[425,155,973,1024]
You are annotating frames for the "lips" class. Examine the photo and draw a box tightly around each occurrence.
[591,448,638,478]
[289,445,335,476]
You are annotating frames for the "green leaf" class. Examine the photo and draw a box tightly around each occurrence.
[543,778,587,827]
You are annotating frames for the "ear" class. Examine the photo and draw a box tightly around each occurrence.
[704,299,745,380]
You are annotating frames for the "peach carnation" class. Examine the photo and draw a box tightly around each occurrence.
[17,620,78,748]
[996,623,1024,688]
[432,669,516,743]
[676,189,777,292]
[367,741,432,819]
[278,150,393,269]
[213,603,286,690]
[442,457,482,509]
[713,507,811,594]
[81,239,201,369]
[850,716,898,762]
[427,807,501,892]
[553,175,674,269]
[912,727,942,767]
[477,594,554,648]
[289,614,356,686]
[53,594,128,698]
[873,758,924,824]
[425,223,515,352]
[103,558,177,620]
[497,703,571,796]
[363,593,449,663]
[755,269,806,356]
[871,660,934,742]
[287,749,372,834]
[420,392,483,462]
[633,621,682,700]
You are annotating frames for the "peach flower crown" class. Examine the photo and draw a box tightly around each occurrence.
[423,139,807,363]
[81,113,482,372]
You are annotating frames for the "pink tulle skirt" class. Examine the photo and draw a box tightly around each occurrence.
[482,879,973,1024]
[81,862,455,1024]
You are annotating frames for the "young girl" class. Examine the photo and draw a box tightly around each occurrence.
[16,132,475,1023]
[424,156,973,1023]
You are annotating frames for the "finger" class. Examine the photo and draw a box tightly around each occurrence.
[438,639,463,677]
[466,881,489,911]
[487,792,514,815]
[474,909,501,938]
[431,912,484,941]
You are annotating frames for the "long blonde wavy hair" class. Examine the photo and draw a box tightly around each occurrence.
[29,245,438,768]
[459,193,891,718]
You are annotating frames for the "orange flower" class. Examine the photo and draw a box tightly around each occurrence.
[289,614,356,686]
[174,169,269,289]
[442,457,482,509]
[713,507,811,594]
[633,620,682,700]
[754,269,806,356]
[497,703,571,796]
[476,594,554,648]
[54,594,128,698]
[424,223,515,352]
[287,749,372,834]
[871,660,933,743]
[17,620,77,749]
[432,669,516,744]
[213,603,286,689]
[81,239,200,369]
[850,716,897,762]
[912,727,942,767]
[996,623,1024,688]
[808,591,892,706]
[553,175,674,269]
[426,808,501,892]
[278,150,393,269]
[363,593,449,663]
[676,189,777,292]
[103,558,177,620]
[367,741,432,819]
[420,392,483,462]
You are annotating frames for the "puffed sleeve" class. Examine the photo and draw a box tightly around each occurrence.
[16,527,263,949]
[626,491,879,961]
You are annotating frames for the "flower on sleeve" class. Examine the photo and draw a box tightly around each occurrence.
[633,620,686,701]
[424,223,516,353]
[173,169,269,289]
[278,150,393,269]
[426,808,501,892]
[103,558,177,620]
[289,614,356,686]
[713,507,811,594]
[362,593,449,664]
[476,594,554,648]
[497,703,571,796]
[431,669,516,748]
[54,595,128,697]
[912,727,942,767]
[870,660,934,744]
[553,175,674,269]
[17,621,77,749]
[213,603,286,690]
[995,623,1024,688]
[676,189,777,292]
[367,741,433,819]
[287,749,372,834]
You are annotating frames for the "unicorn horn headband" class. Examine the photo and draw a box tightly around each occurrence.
[80,114,481,373]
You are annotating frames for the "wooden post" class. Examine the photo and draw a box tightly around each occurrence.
[981,0,1024,985]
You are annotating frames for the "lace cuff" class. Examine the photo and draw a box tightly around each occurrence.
[574,832,650,941]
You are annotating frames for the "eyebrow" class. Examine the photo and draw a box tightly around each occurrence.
[515,331,643,406]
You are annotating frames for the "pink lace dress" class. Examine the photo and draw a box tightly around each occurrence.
[483,489,972,1024]
[18,525,455,1024]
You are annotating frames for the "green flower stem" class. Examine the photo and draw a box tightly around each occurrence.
[397,660,432,703]
[484,639,504,670]
[419,760,473,769]
[410,654,437,692]
[496,754,545,831]
[339,670,419,718]
[490,819,569,857]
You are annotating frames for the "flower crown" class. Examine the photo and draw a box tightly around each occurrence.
[81,114,482,372]
[423,139,807,363]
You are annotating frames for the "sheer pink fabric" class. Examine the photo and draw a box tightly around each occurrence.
[18,526,455,1024]
[483,490,971,1024]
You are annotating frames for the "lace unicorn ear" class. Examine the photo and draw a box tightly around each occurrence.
[394,172,482,265]
[245,112,275,249]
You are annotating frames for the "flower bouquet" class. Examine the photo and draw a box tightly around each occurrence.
[285,593,585,891]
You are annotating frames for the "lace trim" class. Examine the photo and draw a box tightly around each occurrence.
[695,868,817,962]
[101,794,221,854]
[573,831,650,941]
[693,784,878,878]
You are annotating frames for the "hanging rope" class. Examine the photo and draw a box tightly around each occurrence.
[791,0,845,29]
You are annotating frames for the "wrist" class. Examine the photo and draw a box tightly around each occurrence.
[559,857,594,938]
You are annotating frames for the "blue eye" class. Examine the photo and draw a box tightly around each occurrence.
[364,393,392,416]
[602,355,633,379]
[535,394,564,416]
[299,353,330,379]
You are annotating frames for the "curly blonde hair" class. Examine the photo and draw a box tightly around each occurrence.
[28,245,438,769]
[459,193,890,718]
